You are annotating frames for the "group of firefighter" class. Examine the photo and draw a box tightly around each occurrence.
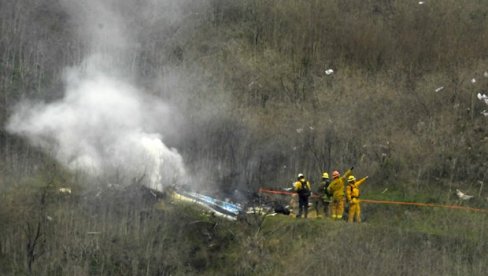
[292,167,368,223]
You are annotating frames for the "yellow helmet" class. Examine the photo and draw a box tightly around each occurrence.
[348,175,356,182]
[322,172,329,179]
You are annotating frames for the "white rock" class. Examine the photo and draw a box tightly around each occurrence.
[435,86,444,93]
[456,189,474,200]
[471,78,477,84]
[478,93,488,105]
[58,188,71,194]
[325,69,334,75]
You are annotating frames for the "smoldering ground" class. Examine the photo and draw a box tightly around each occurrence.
[6,0,192,190]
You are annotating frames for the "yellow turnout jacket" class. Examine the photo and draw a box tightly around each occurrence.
[294,180,311,196]
[346,177,367,203]
[327,169,352,200]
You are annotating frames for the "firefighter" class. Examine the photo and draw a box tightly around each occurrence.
[314,172,331,218]
[327,168,353,220]
[293,173,311,218]
[346,175,368,223]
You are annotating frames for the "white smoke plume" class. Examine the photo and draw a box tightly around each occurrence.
[7,59,186,190]
[6,0,187,191]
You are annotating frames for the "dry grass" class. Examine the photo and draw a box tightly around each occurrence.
[1,181,486,275]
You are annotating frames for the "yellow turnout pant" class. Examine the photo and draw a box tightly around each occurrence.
[348,202,361,223]
[331,197,344,219]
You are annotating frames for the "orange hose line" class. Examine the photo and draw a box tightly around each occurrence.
[258,188,488,214]
[258,188,294,196]
[258,188,320,198]
[361,199,488,213]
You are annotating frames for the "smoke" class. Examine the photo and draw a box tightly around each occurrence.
[6,0,187,190]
